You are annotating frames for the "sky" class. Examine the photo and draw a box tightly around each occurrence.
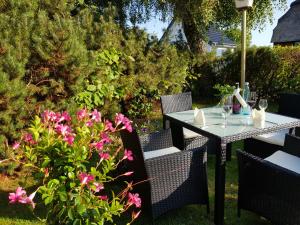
[138,0,294,46]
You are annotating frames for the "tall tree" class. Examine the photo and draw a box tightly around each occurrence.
[0,0,36,144]
[89,0,288,53]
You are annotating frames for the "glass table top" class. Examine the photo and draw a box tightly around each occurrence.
[166,107,300,138]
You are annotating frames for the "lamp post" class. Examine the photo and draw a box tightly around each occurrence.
[234,0,253,89]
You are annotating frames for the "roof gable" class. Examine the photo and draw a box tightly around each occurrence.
[160,20,236,47]
[271,0,300,43]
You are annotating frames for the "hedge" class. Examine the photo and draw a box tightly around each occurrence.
[191,46,300,100]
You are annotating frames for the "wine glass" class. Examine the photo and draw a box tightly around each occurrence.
[222,96,232,128]
[247,92,257,109]
[259,99,268,111]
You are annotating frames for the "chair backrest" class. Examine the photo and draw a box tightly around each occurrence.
[278,93,300,118]
[160,92,193,115]
[119,130,153,210]
[278,93,300,136]
[283,134,300,158]
[120,129,148,182]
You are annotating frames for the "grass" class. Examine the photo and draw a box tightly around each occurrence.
[0,172,44,225]
[0,100,276,225]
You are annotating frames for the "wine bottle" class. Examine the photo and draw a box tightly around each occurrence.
[243,82,250,102]
[242,82,251,115]
[233,83,241,114]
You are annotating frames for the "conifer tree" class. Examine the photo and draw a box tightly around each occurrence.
[0,0,36,145]
[26,0,89,111]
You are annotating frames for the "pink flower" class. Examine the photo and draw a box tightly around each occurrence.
[123,149,133,161]
[85,120,93,127]
[12,142,20,150]
[91,141,104,151]
[24,133,32,142]
[77,109,88,121]
[93,182,104,193]
[114,113,132,132]
[64,134,75,146]
[104,120,115,132]
[101,132,111,144]
[44,168,49,177]
[24,191,37,209]
[8,187,26,204]
[98,195,108,201]
[55,124,71,136]
[99,152,110,160]
[79,172,94,186]
[42,110,57,123]
[91,109,101,122]
[23,133,36,144]
[115,113,125,126]
[124,171,134,176]
[57,111,72,123]
[124,122,133,132]
[128,193,141,208]
[8,188,36,209]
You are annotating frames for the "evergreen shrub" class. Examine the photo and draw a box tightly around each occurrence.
[0,0,189,153]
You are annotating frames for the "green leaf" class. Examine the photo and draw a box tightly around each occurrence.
[70,182,76,188]
[58,191,67,202]
[44,196,53,205]
[41,157,51,167]
[68,208,74,220]
[76,204,87,215]
[87,85,96,92]
[68,172,75,179]
[73,219,81,225]
[58,207,66,219]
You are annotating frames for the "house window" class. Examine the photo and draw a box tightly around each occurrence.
[216,48,227,57]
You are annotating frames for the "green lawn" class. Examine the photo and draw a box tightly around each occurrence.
[0,100,276,225]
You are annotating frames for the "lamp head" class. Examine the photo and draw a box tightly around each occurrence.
[234,0,253,9]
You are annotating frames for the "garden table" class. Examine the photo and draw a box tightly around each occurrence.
[163,107,300,225]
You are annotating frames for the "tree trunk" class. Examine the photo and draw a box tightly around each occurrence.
[182,16,206,55]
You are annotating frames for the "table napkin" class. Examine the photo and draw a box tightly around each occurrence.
[194,108,206,126]
[252,109,265,128]
[233,88,247,108]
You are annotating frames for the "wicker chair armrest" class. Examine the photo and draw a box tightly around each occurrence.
[139,129,173,152]
[145,146,207,178]
[283,134,300,157]
[237,150,300,200]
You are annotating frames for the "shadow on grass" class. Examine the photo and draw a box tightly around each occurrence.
[0,190,41,221]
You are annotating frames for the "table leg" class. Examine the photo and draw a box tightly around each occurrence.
[226,143,232,161]
[214,139,227,225]
[163,116,170,130]
[169,120,184,150]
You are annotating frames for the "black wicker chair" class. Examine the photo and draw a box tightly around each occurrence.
[237,134,300,225]
[244,93,300,158]
[120,129,209,220]
[160,92,216,152]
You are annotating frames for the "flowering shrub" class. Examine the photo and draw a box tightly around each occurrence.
[6,109,141,224]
